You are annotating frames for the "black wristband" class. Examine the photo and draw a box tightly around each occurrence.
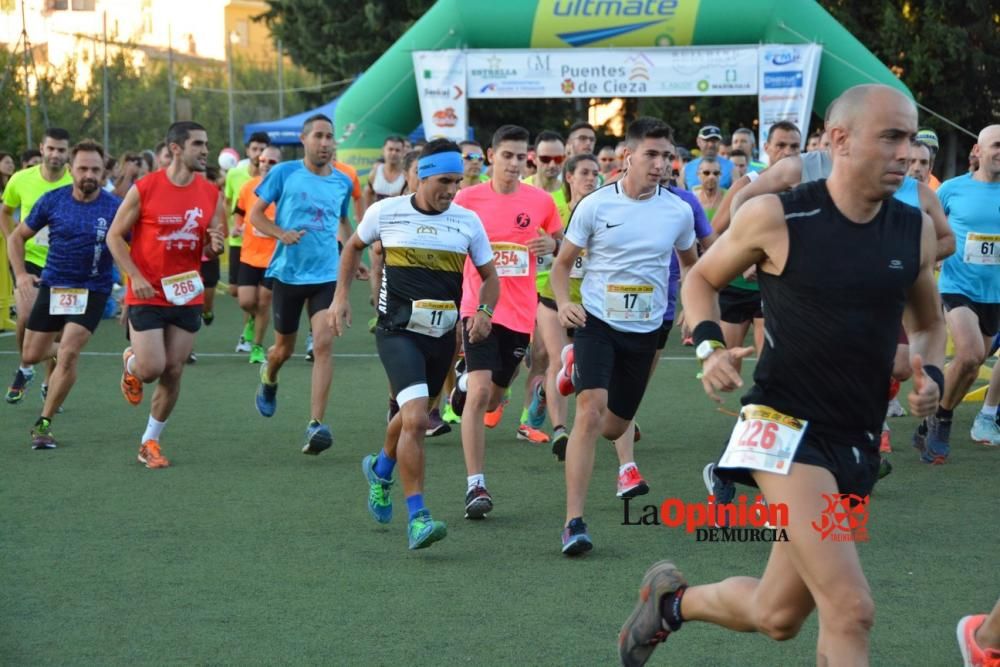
[923,364,945,396]
[692,320,726,348]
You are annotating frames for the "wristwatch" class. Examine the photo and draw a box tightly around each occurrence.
[695,340,726,362]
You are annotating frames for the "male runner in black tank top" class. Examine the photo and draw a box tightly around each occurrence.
[618,84,947,666]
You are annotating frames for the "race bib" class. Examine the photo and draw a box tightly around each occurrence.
[492,243,530,277]
[406,299,458,338]
[718,405,808,475]
[964,232,1000,265]
[603,284,653,321]
[161,271,205,306]
[536,253,553,274]
[49,287,88,315]
[569,250,588,279]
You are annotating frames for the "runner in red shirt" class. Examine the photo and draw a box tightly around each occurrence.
[107,121,225,469]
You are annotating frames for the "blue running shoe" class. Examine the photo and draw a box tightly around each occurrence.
[561,517,593,556]
[255,363,278,417]
[921,416,951,464]
[912,419,928,454]
[303,420,332,455]
[361,454,393,523]
[702,462,736,526]
[408,509,447,550]
[527,376,547,429]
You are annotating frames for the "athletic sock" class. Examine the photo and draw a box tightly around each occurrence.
[981,402,998,418]
[35,416,51,430]
[126,355,137,375]
[19,365,33,374]
[406,493,426,520]
[659,585,688,632]
[141,415,166,443]
[467,473,485,492]
[936,406,953,421]
[618,462,637,476]
[373,448,396,480]
[519,407,530,424]
[554,424,565,434]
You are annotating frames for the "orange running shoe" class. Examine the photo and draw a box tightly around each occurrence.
[484,403,505,428]
[958,614,1000,667]
[516,424,550,443]
[138,440,170,469]
[120,347,143,406]
[879,423,892,454]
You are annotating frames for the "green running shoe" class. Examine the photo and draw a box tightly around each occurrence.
[249,344,266,365]
[361,454,393,523]
[442,402,461,425]
[31,418,57,450]
[242,316,255,342]
[408,509,447,550]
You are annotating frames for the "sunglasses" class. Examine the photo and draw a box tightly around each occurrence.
[463,153,484,161]
[537,155,565,165]
[701,170,721,176]
[260,159,279,165]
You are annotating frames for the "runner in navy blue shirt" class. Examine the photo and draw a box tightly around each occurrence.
[7,140,121,449]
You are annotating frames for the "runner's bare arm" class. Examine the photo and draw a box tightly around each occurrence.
[107,186,155,300]
[527,228,563,255]
[203,193,226,258]
[676,244,699,284]
[337,215,352,247]
[329,232,367,336]
[467,260,500,343]
[904,211,947,416]
[683,195,785,400]
[917,181,954,261]
[550,238,586,328]
[249,196,302,245]
[710,175,750,235]
[730,155,802,216]
[0,204,15,237]
[7,222,39,300]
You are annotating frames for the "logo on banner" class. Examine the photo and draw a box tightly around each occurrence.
[561,78,576,94]
[766,49,801,66]
[432,107,458,128]
[625,52,653,80]
[764,71,804,89]
[530,0,700,48]
[469,55,519,80]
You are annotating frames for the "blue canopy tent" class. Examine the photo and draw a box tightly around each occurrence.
[243,97,339,145]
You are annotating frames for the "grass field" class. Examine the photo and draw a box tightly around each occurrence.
[2,282,998,666]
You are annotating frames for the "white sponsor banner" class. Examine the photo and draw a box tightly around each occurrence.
[412,50,468,142]
[757,44,822,164]
[466,47,759,99]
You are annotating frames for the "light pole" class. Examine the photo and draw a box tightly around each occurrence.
[226,30,239,147]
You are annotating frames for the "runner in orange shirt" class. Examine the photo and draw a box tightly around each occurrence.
[234,145,281,364]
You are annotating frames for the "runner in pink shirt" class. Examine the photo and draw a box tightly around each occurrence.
[450,124,563,520]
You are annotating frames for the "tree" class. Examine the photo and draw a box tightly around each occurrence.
[259,0,435,85]
[818,0,1000,176]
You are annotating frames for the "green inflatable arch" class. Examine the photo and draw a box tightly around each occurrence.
[336,0,909,171]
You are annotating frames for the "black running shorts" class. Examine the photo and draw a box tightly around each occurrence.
[27,285,109,334]
[572,312,659,421]
[656,320,673,351]
[228,245,241,285]
[271,280,336,335]
[462,321,530,389]
[715,426,881,498]
[941,293,1000,337]
[237,262,274,290]
[128,304,202,333]
[200,257,220,289]
[376,328,457,405]
[719,285,763,324]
